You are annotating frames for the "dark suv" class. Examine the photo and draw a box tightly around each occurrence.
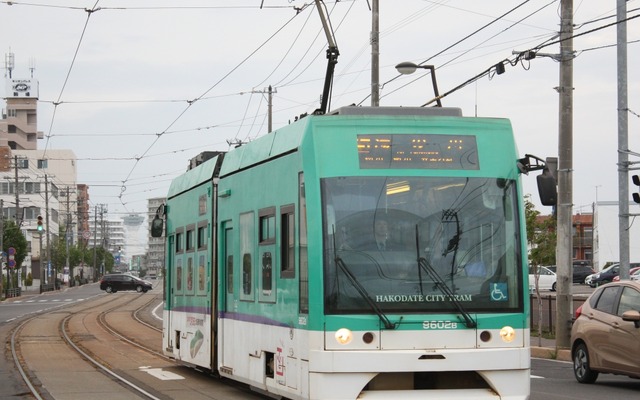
[545,264,595,284]
[99,274,153,293]
[572,265,595,284]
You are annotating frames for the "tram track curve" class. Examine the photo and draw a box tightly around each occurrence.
[7,288,269,400]
[11,292,165,399]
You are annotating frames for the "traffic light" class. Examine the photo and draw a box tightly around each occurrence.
[37,215,44,231]
[633,175,640,203]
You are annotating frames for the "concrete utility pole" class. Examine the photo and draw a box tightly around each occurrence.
[555,0,574,350]
[44,174,51,283]
[14,156,20,226]
[250,86,276,133]
[617,0,630,281]
[371,0,380,106]
[65,187,71,285]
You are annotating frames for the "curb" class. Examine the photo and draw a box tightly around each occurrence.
[531,346,571,362]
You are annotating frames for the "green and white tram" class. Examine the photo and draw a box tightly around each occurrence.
[153,106,547,399]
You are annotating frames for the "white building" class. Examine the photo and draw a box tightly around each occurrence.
[1,68,78,287]
[592,201,640,271]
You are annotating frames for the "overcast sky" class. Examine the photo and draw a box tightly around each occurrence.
[1,0,639,219]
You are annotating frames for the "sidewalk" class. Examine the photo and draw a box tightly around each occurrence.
[530,336,571,361]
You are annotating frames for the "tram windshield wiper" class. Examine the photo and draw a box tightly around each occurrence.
[414,226,476,328]
[334,255,397,330]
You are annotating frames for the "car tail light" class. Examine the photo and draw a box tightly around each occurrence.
[574,305,583,319]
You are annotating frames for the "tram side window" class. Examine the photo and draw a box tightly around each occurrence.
[197,222,207,250]
[176,229,184,253]
[187,257,194,292]
[281,204,295,279]
[299,173,309,314]
[198,255,206,292]
[186,226,195,252]
[259,207,276,244]
[176,258,183,292]
[240,212,255,300]
[225,226,234,294]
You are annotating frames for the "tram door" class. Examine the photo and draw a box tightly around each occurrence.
[165,235,174,351]
[220,223,235,368]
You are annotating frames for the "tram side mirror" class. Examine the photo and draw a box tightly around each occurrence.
[537,171,557,206]
[151,216,164,237]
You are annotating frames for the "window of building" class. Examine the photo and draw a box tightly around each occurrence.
[37,159,48,169]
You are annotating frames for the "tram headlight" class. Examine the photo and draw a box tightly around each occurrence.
[499,326,516,343]
[335,328,353,345]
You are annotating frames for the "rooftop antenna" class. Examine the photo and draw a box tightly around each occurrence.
[5,50,14,78]
[313,0,339,115]
[29,57,36,78]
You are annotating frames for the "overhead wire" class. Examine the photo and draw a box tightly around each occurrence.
[417,10,640,107]
[357,0,540,106]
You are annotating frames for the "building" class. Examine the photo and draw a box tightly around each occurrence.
[536,212,593,267]
[87,216,127,272]
[592,201,640,270]
[1,67,81,286]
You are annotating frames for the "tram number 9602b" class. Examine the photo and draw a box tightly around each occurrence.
[422,320,459,330]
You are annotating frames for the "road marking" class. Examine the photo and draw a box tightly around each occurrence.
[139,366,185,381]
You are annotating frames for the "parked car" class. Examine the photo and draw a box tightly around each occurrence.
[586,263,640,287]
[99,273,153,293]
[573,265,595,284]
[545,264,594,284]
[570,280,640,383]
[612,266,640,282]
[529,266,557,292]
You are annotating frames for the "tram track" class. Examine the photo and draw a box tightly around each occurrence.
[7,289,270,400]
[11,293,165,399]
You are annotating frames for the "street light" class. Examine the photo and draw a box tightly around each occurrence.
[395,62,442,107]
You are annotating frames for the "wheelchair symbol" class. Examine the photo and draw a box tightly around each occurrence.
[490,283,508,301]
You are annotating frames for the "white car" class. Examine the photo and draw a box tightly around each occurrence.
[529,266,557,292]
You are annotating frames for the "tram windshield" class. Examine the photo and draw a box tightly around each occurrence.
[322,176,524,314]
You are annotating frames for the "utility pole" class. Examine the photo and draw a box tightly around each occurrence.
[14,155,20,226]
[555,0,574,349]
[251,86,276,133]
[93,205,98,277]
[371,0,379,106]
[268,85,274,133]
[617,0,630,281]
[65,187,71,286]
[44,174,51,283]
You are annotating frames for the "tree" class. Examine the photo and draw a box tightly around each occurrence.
[524,195,557,342]
[525,195,556,267]
[2,219,28,289]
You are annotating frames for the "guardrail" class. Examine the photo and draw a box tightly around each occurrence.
[40,283,57,293]
[5,287,22,298]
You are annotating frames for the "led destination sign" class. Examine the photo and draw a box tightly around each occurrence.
[357,134,479,170]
